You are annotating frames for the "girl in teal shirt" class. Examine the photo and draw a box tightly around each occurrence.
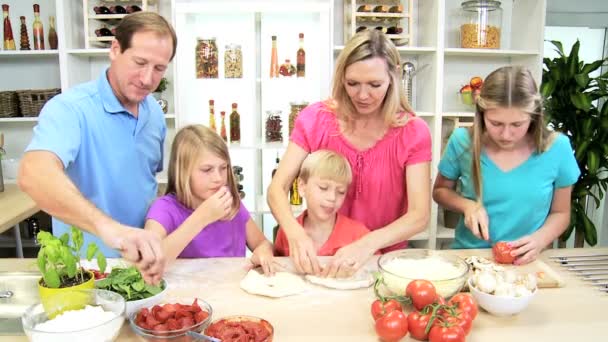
[433,66,580,265]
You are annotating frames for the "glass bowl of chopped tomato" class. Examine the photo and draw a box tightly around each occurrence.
[204,315,274,342]
[128,297,213,341]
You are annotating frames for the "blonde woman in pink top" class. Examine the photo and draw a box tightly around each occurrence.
[267,30,432,278]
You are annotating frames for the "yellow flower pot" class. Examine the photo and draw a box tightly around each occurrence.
[38,270,95,319]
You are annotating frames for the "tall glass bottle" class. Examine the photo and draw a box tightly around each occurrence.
[19,16,30,50]
[289,179,302,205]
[229,103,240,143]
[48,16,57,49]
[32,4,45,50]
[220,111,227,142]
[271,154,280,178]
[2,4,16,50]
[270,35,278,78]
[208,99,216,132]
[297,33,305,77]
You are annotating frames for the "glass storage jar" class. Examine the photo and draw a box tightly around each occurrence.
[224,44,243,78]
[459,0,502,49]
[265,110,283,143]
[195,37,218,78]
[289,101,308,136]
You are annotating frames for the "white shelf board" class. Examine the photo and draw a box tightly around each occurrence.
[0,50,59,56]
[0,117,38,123]
[333,46,435,54]
[164,113,176,119]
[444,48,539,57]
[89,37,114,42]
[355,12,410,18]
[67,48,110,56]
[416,111,433,117]
[410,229,430,241]
[442,112,475,118]
[88,14,128,20]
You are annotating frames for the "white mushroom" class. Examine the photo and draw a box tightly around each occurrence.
[523,273,538,291]
[494,280,515,297]
[475,271,497,294]
[514,284,533,297]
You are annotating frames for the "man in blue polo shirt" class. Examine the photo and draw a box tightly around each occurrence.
[18,12,177,284]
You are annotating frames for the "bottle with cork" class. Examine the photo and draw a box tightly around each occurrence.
[32,4,45,50]
[220,111,227,142]
[2,4,16,50]
[208,99,217,132]
[270,35,278,78]
[296,33,305,77]
[19,16,30,50]
[229,103,240,143]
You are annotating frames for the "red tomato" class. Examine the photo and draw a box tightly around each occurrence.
[429,324,466,342]
[406,280,438,311]
[371,299,402,321]
[407,311,432,341]
[375,310,409,342]
[444,312,472,336]
[448,293,478,320]
[493,241,516,264]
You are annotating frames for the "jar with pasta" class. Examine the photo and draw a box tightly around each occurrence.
[289,101,308,136]
[195,38,218,78]
[224,44,243,78]
[459,0,502,49]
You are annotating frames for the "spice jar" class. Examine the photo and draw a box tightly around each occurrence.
[459,0,502,49]
[265,110,283,143]
[195,38,218,78]
[279,59,296,77]
[289,101,308,136]
[224,44,243,78]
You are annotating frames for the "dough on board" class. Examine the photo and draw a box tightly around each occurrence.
[240,269,307,298]
[305,270,374,290]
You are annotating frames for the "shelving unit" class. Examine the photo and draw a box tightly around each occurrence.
[82,0,150,49]
[344,0,413,46]
[0,0,547,250]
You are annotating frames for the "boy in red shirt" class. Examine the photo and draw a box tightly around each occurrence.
[274,150,371,256]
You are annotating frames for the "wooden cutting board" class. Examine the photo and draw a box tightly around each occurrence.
[446,249,566,288]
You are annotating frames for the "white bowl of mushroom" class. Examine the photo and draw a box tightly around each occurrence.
[468,269,537,316]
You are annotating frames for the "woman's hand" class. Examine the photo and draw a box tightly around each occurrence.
[463,202,490,241]
[287,229,321,275]
[250,242,282,276]
[195,187,233,223]
[509,236,543,265]
[321,239,375,278]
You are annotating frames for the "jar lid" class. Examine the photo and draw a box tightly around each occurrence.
[290,101,309,106]
[461,0,501,9]
[226,44,241,49]
[265,110,281,114]
[197,37,216,41]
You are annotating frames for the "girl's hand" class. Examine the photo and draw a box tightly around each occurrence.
[509,236,543,265]
[196,187,233,223]
[322,239,374,278]
[250,243,282,276]
[287,229,321,275]
[464,202,490,241]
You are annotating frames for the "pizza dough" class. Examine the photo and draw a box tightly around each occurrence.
[240,270,307,298]
[305,270,374,290]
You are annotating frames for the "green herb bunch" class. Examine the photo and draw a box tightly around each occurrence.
[96,266,164,301]
[37,226,107,288]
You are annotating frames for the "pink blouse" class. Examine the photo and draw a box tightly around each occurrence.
[291,102,432,252]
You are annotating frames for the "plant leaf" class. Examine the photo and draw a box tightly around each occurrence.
[581,60,605,75]
[540,79,556,98]
[570,92,592,111]
[71,226,84,253]
[37,248,47,273]
[86,244,98,261]
[44,268,60,288]
[97,252,107,274]
[547,40,565,56]
[59,233,69,246]
[580,210,598,246]
[574,74,590,88]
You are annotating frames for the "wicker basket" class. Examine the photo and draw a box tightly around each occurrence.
[0,91,20,118]
[17,88,61,117]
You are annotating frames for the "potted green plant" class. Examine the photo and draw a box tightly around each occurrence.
[153,77,169,114]
[541,40,608,247]
[36,226,107,317]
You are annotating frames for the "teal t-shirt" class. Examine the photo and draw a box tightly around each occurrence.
[438,128,580,249]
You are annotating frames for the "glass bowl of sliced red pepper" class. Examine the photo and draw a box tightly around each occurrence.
[128,297,212,341]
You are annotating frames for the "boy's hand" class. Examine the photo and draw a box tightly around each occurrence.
[196,187,233,223]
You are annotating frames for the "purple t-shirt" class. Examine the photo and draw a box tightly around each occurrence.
[146,194,250,258]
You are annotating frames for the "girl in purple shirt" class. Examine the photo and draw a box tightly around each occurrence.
[145,125,277,275]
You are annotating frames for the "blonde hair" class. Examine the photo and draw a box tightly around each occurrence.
[165,125,239,215]
[327,30,412,131]
[469,66,555,200]
[299,150,352,185]
[114,11,177,60]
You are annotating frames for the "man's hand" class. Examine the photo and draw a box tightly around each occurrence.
[100,223,165,284]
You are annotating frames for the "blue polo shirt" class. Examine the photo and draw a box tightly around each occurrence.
[438,128,580,249]
[26,69,166,257]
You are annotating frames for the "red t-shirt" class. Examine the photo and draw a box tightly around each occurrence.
[274,211,371,257]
